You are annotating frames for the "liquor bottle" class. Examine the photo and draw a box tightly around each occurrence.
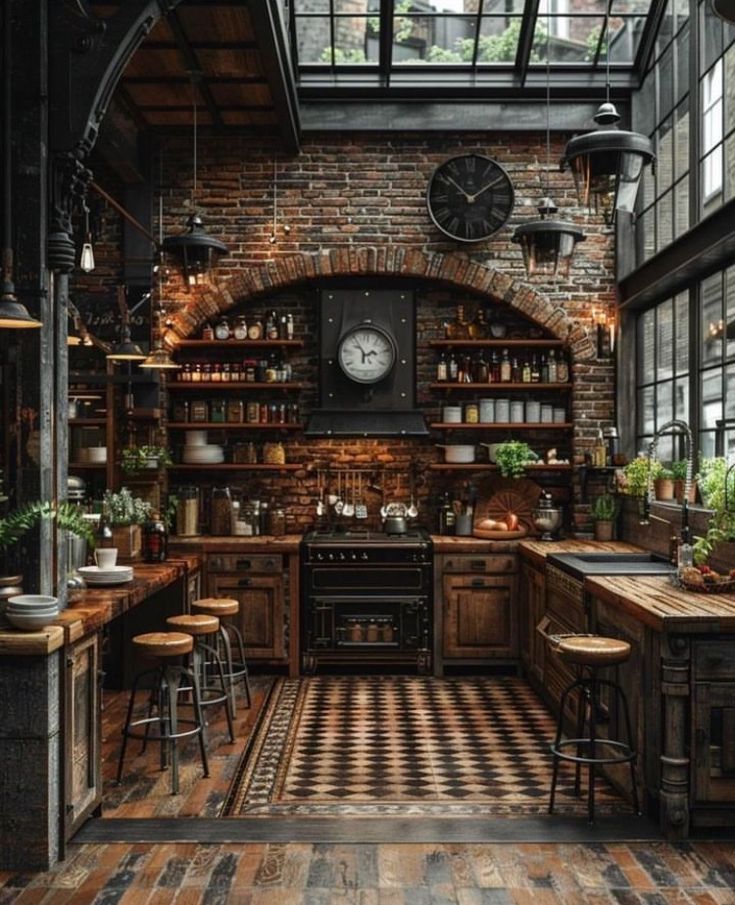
[530,354,540,383]
[540,354,549,384]
[436,352,448,382]
[233,315,248,340]
[438,492,456,535]
[547,349,557,383]
[468,307,487,339]
[521,357,531,383]
[266,311,278,340]
[286,313,295,339]
[448,352,459,381]
[280,315,288,339]
[141,514,168,562]
[511,357,521,383]
[491,351,501,382]
[500,349,512,382]
[446,305,470,339]
[473,351,489,383]
[202,322,214,341]
[556,352,569,382]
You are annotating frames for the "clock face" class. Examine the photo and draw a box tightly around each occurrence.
[337,323,397,385]
[427,154,515,243]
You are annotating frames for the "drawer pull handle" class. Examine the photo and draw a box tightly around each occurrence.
[238,578,252,587]
[470,560,487,571]
[237,560,252,570]
[471,578,486,587]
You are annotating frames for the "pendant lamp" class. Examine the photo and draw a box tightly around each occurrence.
[512,12,585,278]
[162,78,228,285]
[560,6,654,222]
[711,0,735,24]
[106,323,146,362]
[0,2,41,329]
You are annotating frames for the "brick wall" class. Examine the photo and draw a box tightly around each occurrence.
[137,131,616,532]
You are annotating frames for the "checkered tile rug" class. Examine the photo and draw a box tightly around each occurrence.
[224,676,628,818]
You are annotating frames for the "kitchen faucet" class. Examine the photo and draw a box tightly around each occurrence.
[641,420,694,538]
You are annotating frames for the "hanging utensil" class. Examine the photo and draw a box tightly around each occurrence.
[407,472,418,518]
[356,472,368,519]
[343,470,355,518]
[316,469,325,517]
[334,471,344,515]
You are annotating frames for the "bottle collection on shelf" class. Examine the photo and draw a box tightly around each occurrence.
[435,347,569,384]
[171,399,300,424]
[175,355,294,383]
[201,311,295,342]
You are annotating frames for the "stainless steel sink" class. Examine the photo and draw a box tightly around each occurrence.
[547,551,676,579]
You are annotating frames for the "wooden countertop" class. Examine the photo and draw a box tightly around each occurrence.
[518,539,644,569]
[0,557,200,656]
[586,574,735,633]
[169,534,302,553]
[431,536,520,553]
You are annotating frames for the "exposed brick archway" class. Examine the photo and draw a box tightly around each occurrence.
[166,248,595,361]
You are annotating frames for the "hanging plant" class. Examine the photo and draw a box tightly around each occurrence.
[0,501,95,551]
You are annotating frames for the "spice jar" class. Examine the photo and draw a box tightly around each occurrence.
[268,507,286,537]
[348,620,364,643]
[210,399,226,423]
[246,401,260,423]
[263,442,285,465]
[227,399,244,423]
[464,402,479,424]
[366,621,380,643]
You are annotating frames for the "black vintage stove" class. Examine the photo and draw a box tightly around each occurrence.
[300,528,433,673]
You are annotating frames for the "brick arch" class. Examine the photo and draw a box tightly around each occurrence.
[166,248,595,361]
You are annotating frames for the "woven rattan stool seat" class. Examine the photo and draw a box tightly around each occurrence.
[556,635,631,668]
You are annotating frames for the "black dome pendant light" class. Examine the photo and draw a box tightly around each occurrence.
[512,6,585,278]
[711,0,735,24]
[162,74,228,286]
[560,0,655,222]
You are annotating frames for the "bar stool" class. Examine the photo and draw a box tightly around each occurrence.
[166,613,235,744]
[116,631,209,795]
[191,597,251,715]
[548,634,640,824]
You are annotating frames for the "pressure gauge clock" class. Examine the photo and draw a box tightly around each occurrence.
[337,322,397,385]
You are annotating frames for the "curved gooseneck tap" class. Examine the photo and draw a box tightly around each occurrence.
[642,419,693,528]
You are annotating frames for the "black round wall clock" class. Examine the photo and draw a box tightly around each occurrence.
[426,154,515,243]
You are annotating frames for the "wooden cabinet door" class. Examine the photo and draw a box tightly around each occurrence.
[520,562,546,682]
[442,574,518,659]
[64,634,101,839]
[693,683,735,805]
[210,574,285,662]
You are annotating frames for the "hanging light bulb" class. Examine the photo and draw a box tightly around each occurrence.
[79,202,95,272]
[512,8,585,277]
[162,76,228,285]
[560,6,654,222]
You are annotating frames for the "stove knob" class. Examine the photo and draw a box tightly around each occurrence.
[338,552,346,561]
[328,552,335,561]
[350,552,357,560]
[361,551,369,561]
[316,552,324,561]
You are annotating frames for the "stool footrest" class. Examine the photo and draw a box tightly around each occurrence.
[551,737,636,766]
[121,715,203,744]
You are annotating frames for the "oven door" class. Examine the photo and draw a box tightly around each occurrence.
[307,595,429,652]
[307,564,428,594]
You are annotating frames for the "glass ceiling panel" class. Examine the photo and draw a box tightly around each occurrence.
[293,0,659,79]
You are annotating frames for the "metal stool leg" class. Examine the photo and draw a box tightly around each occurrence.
[549,677,583,814]
[616,681,641,815]
[587,671,598,824]
[117,669,146,785]
[223,621,251,709]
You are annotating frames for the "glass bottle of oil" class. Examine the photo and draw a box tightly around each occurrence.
[446,304,470,339]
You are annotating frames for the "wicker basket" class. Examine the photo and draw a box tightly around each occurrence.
[678,576,735,595]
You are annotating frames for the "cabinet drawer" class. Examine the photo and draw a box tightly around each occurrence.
[546,565,586,631]
[443,555,517,575]
[207,553,283,573]
[695,642,735,680]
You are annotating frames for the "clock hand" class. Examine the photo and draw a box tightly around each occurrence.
[467,174,505,202]
[444,175,472,201]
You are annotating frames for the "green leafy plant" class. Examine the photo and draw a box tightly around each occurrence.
[620,456,664,497]
[0,501,95,551]
[121,445,172,475]
[657,467,674,481]
[670,460,690,481]
[103,488,152,526]
[692,458,735,563]
[590,493,618,522]
[494,441,533,479]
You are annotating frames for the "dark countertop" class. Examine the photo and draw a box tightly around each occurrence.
[518,539,645,570]
[0,556,201,656]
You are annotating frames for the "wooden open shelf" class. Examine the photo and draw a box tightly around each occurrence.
[429,463,574,471]
[169,463,301,471]
[175,339,304,349]
[69,418,106,426]
[167,422,304,430]
[430,422,573,430]
[429,339,565,348]
[167,382,304,391]
[429,382,573,391]
[68,462,107,470]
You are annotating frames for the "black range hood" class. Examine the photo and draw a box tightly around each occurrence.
[305,410,429,438]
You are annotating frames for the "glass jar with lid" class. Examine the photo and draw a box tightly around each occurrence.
[175,486,200,536]
[233,315,248,340]
[268,507,286,537]
[214,317,231,341]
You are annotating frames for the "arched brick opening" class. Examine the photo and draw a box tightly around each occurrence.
[165,248,596,361]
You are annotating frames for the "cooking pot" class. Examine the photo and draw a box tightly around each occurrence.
[436,444,476,464]
[383,516,407,535]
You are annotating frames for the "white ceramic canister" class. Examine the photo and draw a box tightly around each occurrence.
[479,398,495,423]
[495,398,510,423]
[526,400,541,423]
[510,400,525,423]
[541,404,554,423]
[442,405,462,423]
[553,407,567,423]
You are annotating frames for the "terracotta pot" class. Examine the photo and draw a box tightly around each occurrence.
[593,521,614,542]
[674,479,697,505]
[111,524,142,560]
[654,477,675,501]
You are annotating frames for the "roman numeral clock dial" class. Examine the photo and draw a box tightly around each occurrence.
[427,154,515,243]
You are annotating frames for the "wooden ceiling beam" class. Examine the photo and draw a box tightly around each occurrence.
[165,7,224,130]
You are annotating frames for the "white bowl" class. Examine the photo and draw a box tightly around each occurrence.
[6,606,59,617]
[7,594,58,609]
[6,611,59,631]
[86,447,107,463]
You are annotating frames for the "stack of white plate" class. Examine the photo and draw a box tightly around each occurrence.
[5,595,60,632]
[78,564,134,586]
[182,444,224,464]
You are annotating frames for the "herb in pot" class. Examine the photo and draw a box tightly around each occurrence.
[494,441,533,479]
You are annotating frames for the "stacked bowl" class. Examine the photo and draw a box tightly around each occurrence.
[182,430,224,465]
[5,595,59,632]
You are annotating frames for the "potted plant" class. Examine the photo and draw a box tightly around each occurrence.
[590,493,618,541]
[654,467,675,501]
[620,456,663,497]
[494,441,534,479]
[693,458,735,564]
[671,459,697,504]
[102,488,152,560]
[121,445,172,475]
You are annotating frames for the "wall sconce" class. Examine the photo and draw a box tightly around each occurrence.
[593,307,616,358]
[79,201,95,273]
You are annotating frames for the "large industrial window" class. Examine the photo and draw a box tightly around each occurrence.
[699,266,735,457]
